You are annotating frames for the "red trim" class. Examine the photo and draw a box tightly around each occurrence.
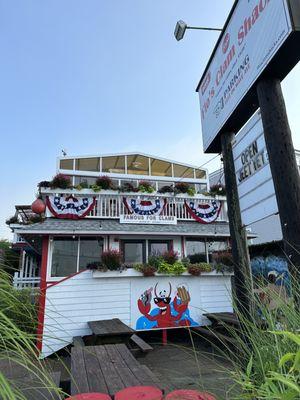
[36,236,49,353]
[184,200,222,224]
[181,236,185,258]
[46,269,87,289]
[46,196,96,219]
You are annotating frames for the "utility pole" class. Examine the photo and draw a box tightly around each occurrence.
[257,79,300,293]
[221,132,253,318]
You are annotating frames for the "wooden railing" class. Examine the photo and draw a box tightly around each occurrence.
[87,193,228,222]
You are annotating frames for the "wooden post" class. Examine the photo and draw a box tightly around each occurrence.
[257,79,300,286]
[221,132,253,318]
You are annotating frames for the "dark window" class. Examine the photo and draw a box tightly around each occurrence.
[51,237,78,277]
[51,237,103,277]
[148,240,171,256]
[122,240,146,264]
[186,240,206,256]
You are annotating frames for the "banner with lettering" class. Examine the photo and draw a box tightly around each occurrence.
[46,195,96,219]
[123,197,167,216]
[184,200,222,224]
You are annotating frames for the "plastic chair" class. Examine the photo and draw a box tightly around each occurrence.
[66,393,112,400]
[115,386,163,400]
[165,389,216,400]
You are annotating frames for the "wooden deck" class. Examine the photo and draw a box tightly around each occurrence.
[71,344,167,396]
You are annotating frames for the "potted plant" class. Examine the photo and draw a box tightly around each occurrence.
[158,185,174,194]
[101,249,122,271]
[96,175,114,190]
[188,262,212,276]
[157,260,186,275]
[161,249,179,265]
[209,184,226,196]
[119,182,137,192]
[138,180,155,193]
[174,182,190,194]
[37,180,51,189]
[50,174,72,189]
[134,264,157,277]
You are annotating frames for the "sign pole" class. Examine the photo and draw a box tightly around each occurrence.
[257,78,300,291]
[221,132,253,318]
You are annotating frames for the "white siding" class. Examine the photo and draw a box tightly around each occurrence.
[41,271,232,358]
[41,270,131,358]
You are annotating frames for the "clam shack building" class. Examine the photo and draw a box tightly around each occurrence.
[9,153,234,358]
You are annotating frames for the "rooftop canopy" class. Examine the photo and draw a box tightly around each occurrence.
[58,152,207,180]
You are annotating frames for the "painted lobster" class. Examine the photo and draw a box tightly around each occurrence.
[138,283,191,328]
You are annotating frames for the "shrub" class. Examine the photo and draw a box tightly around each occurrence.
[212,250,233,266]
[148,254,163,269]
[157,260,186,275]
[210,184,226,196]
[138,180,155,193]
[101,249,122,270]
[37,180,51,188]
[50,174,72,189]
[162,249,179,265]
[174,182,190,194]
[96,175,114,190]
[158,185,174,194]
[134,264,156,277]
[188,253,207,264]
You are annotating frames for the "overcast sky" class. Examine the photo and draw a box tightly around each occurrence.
[1,0,300,239]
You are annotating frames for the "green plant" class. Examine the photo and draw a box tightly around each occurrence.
[188,253,207,264]
[96,175,114,190]
[138,180,155,193]
[101,249,122,270]
[209,184,226,196]
[181,257,190,267]
[134,263,156,277]
[79,181,89,189]
[187,187,196,196]
[212,250,233,266]
[50,173,72,189]
[162,249,179,265]
[157,260,186,275]
[148,254,163,269]
[75,184,82,190]
[37,180,51,188]
[90,184,101,192]
[188,263,212,276]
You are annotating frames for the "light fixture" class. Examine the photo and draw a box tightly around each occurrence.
[174,20,222,41]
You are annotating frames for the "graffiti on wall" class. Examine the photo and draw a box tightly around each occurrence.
[136,282,198,329]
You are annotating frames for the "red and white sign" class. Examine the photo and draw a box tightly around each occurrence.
[198,0,292,152]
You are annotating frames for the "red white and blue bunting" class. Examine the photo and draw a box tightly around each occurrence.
[184,200,222,224]
[123,197,167,216]
[46,195,96,219]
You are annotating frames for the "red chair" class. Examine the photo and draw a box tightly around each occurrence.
[165,389,216,400]
[66,393,112,400]
[115,386,163,400]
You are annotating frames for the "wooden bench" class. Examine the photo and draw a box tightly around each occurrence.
[193,326,239,347]
[71,343,167,397]
[203,312,240,327]
[130,334,153,354]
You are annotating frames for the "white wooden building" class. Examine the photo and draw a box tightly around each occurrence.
[9,153,234,358]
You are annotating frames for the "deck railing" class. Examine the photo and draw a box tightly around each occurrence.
[87,193,228,222]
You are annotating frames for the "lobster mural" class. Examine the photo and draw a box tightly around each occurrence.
[137,282,192,329]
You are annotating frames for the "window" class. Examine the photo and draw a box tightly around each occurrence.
[195,183,208,194]
[186,240,205,256]
[173,164,194,178]
[122,240,146,264]
[74,176,97,186]
[195,169,206,179]
[50,237,103,277]
[102,156,125,173]
[150,158,172,177]
[75,158,100,172]
[149,240,171,256]
[60,159,73,170]
[127,155,149,175]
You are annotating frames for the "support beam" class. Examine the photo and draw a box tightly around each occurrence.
[221,132,253,318]
[257,79,300,285]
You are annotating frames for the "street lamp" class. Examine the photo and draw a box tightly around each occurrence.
[174,20,222,41]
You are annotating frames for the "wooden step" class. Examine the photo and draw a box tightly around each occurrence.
[130,334,153,353]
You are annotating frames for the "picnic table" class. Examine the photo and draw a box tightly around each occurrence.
[203,312,239,327]
[88,318,135,340]
[71,344,166,397]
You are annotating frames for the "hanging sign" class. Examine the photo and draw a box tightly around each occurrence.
[46,195,96,219]
[120,214,177,225]
[233,110,278,226]
[184,200,222,224]
[197,0,299,152]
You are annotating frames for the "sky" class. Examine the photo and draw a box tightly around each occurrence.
[1,0,300,239]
